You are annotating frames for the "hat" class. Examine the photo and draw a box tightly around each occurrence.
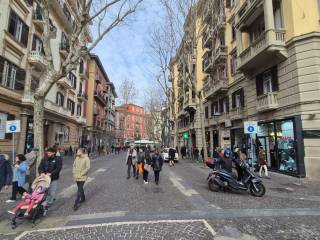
[46,147,56,153]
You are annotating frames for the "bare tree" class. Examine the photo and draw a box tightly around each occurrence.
[31,0,144,163]
[118,79,139,105]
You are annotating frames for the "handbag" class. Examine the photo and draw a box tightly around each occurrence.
[144,164,151,172]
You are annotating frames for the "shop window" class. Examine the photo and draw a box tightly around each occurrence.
[8,10,29,47]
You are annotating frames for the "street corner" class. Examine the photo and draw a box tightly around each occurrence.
[15,219,216,240]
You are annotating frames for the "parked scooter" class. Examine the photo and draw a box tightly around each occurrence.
[206,158,266,197]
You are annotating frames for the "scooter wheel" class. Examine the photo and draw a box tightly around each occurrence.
[208,180,220,192]
[249,183,266,197]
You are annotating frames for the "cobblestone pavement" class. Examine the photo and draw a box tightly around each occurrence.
[0,153,320,239]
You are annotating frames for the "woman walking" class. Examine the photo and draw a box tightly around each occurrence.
[152,149,163,185]
[6,154,28,203]
[258,147,270,178]
[72,148,90,211]
[126,145,137,179]
[143,149,152,184]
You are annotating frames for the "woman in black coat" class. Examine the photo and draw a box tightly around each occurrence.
[0,154,13,192]
[151,149,163,185]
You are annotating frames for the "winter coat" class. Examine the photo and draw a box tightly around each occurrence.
[0,155,13,190]
[73,154,90,182]
[258,150,267,166]
[152,154,163,171]
[38,155,62,181]
[126,149,137,165]
[25,151,38,184]
[169,148,176,160]
[217,156,233,173]
[12,162,28,187]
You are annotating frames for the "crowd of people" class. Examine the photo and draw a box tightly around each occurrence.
[125,145,163,185]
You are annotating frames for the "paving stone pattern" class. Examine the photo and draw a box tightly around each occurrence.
[17,221,215,240]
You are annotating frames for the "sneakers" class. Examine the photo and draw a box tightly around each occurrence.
[144,181,148,184]
[7,210,15,215]
[6,199,16,203]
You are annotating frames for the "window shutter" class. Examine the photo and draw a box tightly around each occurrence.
[15,68,25,91]
[8,11,16,36]
[21,24,29,47]
[271,65,279,91]
[256,73,263,96]
[240,89,245,107]
[232,92,236,108]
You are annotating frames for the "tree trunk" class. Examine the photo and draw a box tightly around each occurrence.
[33,97,45,172]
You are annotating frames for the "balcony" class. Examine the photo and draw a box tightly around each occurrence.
[216,112,229,124]
[204,80,228,100]
[203,5,212,23]
[77,92,88,102]
[203,51,213,73]
[57,77,72,89]
[184,97,197,112]
[49,0,73,33]
[59,43,70,58]
[28,51,47,69]
[204,117,217,128]
[213,14,226,33]
[32,11,44,31]
[230,107,246,120]
[235,0,263,28]
[94,91,107,106]
[238,29,287,71]
[256,92,278,112]
[214,45,228,63]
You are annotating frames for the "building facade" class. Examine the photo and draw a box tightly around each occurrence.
[84,54,117,153]
[115,104,146,144]
[170,0,320,179]
[0,0,89,157]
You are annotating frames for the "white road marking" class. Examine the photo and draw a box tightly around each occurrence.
[15,219,216,239]
[169,176,198,197]
[66,211,127,221]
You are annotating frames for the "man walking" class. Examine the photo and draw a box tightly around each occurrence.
[193,147,200,163]
[72,148,90,211]
[152,149,163,185]
[168,147,175,166]
[38,148,62,206]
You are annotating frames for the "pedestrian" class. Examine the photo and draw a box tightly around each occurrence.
[151,148,163,185]
[258,146,270,178]
[38,147,63,206]
[237,153,247,181]
[181,146,186,159]
[126,145,137,179]
[6,154,28,203]
[69,146,73,156]
[136,148,144,180]
[25,148,39,192]
[168,147,176,166]
[193,147,200,163]
[0,153,12,192]
[233,147,240,160]
[201,148,204,161]
[143,149,152,184]
[72,148,90,211]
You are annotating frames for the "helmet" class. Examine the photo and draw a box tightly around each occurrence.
[224,148,232,158]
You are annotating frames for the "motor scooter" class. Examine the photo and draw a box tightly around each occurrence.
[206,159,266,197]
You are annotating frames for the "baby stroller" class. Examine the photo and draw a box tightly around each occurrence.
[10,175,51,229]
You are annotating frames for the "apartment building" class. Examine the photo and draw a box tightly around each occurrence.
[115,104,146,144]
[83,54,116,153]
[170,0,320,179]
[0,0,90,156]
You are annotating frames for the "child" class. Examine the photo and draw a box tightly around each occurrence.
[8,186,45,216]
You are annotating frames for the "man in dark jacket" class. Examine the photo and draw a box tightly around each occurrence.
[152,149,163,185]
[38,148,62,205]
[168,148,176,166]
[0,154,12,192]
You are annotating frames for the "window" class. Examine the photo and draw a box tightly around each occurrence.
[30,79,39,92]
[8,10,29,47]
[68,72,77,89]
[0,56,25,90]
[77,104,82,116]
[226,0,236,8]
[205,106,209,119]
[79,59,84,74]
[231,24,236,42]
[32,35,43,52]
[230,53,237,75]
[256,66,278,96]
[67,99,75,114]
[56,92,64,106]
[61,32,69,50]
[232,88,244,108]
[220,97,229,113]
[79,81,83,93]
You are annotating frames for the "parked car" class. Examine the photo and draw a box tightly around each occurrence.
[162,148,179,162]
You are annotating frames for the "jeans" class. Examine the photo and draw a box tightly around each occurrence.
[154,170,160,184]
[75,181,85,205]
[259,165,269,177]
[47,180,58,205]
[127,164,136,177]
[11,181,26,200]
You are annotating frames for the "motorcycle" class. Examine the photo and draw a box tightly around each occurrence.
[206,159,266,197]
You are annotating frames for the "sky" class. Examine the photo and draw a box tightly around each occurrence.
[92,0,165,106]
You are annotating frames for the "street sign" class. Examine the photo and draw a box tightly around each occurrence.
[6,120,21,133]
[182,133,189,139]
[244,121,258,134]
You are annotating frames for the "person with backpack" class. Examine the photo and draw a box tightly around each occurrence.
[152,148,164,185]
[0,153,12,192]
[126,145,137,179]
